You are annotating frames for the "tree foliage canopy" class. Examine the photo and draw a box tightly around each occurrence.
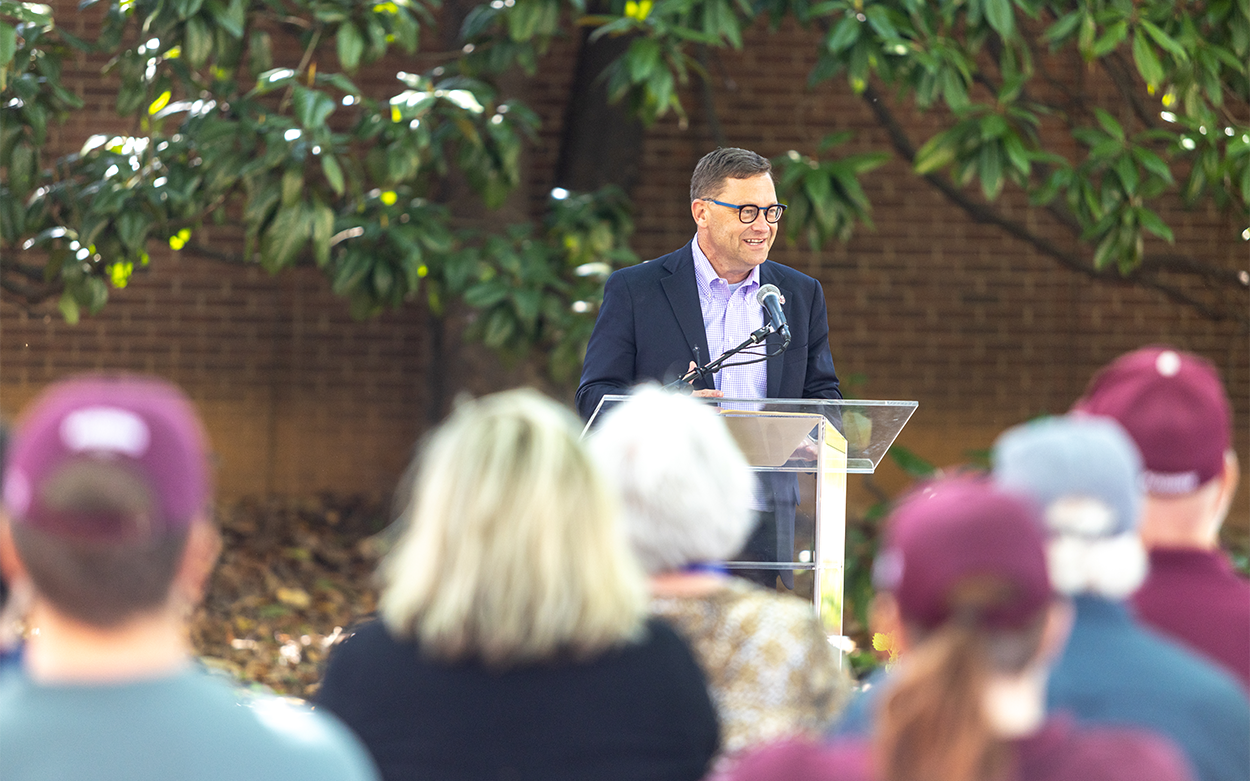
[0,0,1246,377]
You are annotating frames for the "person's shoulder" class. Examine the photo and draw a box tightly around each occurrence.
[718,580,827,631]
[195,676,379,780]
[722,738,872,781]
[1029,720,1195,781]
[1134,621,1248,700]
[328,618,393,652]
[762,259,820,287]
[610,244,691,281]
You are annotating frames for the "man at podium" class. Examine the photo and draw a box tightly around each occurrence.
[576,147,842,588]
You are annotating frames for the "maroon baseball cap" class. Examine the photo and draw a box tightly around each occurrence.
[873,476,1051,631]
[1,374,211,540]
[1073,346,1231,494]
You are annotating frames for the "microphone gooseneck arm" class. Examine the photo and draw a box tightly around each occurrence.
[664,324,776,390]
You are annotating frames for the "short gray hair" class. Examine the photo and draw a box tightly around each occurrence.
[690,147,773,202]
[588,385,754,574]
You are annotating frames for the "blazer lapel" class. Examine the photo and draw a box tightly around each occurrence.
[659,243,713,385]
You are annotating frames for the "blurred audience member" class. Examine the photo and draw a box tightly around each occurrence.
[0,420,22,670]
[316,389,719,781]
[994,415,1250,781]
[1073,346,1248,690]
[726,477,1193,781]
[0,375,378,780]
[588,385,849,763]
[0,572,14,664]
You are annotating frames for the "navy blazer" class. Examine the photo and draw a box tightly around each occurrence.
[576,241,841,420]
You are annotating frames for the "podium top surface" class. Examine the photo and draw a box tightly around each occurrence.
[585,395,917,474]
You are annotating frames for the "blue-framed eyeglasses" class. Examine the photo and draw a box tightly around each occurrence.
[702,199,788,224]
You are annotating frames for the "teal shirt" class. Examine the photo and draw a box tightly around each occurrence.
[0,665,379,781]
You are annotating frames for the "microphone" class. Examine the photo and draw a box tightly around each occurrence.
[756,284,790,343]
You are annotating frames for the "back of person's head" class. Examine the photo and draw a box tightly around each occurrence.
[1073,346,1232,496]
[379,388,647,667]
[690,147,772,201]
[872,476,1053,781]
[587,385,754,574]
[992,414,1147,599]
[0,374,212,629]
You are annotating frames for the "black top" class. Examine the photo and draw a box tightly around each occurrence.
[316,617,720,781]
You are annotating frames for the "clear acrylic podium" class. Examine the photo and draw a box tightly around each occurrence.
[585,396,917,645]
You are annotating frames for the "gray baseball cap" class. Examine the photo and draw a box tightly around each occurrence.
[991,414,1144,538]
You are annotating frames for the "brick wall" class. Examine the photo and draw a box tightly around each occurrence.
[2,6,1246,528]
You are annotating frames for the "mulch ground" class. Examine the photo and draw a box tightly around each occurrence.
[191,495,390,699]
[190,494,1250,700]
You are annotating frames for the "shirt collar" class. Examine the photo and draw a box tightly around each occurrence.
[691,235,761,298]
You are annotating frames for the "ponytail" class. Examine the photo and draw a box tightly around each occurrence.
[875,622,1008,781]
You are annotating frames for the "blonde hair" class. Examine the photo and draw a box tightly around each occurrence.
[378,389,647,666]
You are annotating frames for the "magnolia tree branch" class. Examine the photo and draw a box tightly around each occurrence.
[859,82,1248,324]
[1099,52,1160,132]
[0,258,60,301]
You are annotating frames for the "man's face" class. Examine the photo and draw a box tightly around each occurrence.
[691,173,779,283]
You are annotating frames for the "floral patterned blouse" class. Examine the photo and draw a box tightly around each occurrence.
[651,578,850,760]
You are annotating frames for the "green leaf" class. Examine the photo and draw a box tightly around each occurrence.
[321,154,345,196]
[0,195,22,242]
[1231,12,1250,57]
[628,38,661,84]
[372,261,393,299]
[1042,10,1082,45]
[1092,108,1125,142]
[311,199,334,267]
[512,287,541,331]
[1139,20,1188,62]
[282,168,303,207]
[1131,32,1164,89]
[210,0,247,38]
[1113,155,1138,195]
[7,142,34,199]
[913,132,957,175]
[115,209,152,252]
[293,87,336,129]
[1077,12,1096,58]
[463,280,509,309]
[253,67,298,94]
[825,14,865,52]
[1092,232,1118,269]
[260,204,309,272]
[1131,146,1174,184]
[336,23,365,72]
[941,66,968,109]
[1092,20,1127,57]
[1002,133,1030,175]
[983,0,1014,39]
[248,30,273,77]
[0,22,17,69]
[482,308,515,349]
[59,290,81,324]
[888,445,936,478]
[185,15,213,68]
[979,144,1003,200]
[863,5,897,40]
[1136,206,1174,242]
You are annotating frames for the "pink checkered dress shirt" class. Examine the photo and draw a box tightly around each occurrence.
[691,236,768,400]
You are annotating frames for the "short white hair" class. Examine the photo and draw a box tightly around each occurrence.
[1045,498,1147,599]
[588,385,754,574]
[378,389,647,665]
